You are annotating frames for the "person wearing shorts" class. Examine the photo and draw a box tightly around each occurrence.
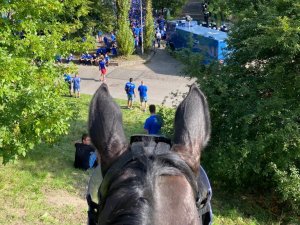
[125,78,136,109]
[99,58,107,82]
[138,81,148,112]
[72,73,81,98]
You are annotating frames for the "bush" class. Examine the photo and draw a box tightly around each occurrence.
[177,1,300,212]
[157,106,175,139]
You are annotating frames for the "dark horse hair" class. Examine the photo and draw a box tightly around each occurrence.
[89,83,211,225]
[98,143,198,225]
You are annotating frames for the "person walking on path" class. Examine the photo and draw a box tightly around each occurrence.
[144,104,163,135]
[125,78,136,109]
[138,80,148,112]
[72,73,81,98]
[156,31,162,48]
[99,57,107,82]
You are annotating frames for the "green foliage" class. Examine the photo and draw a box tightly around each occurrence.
[207,0,231,26]
[152,0,188,16]
[0,0,94,163]
[272,164,300,211]
[116,0,135,56]
[87,0,117,33]
[180,0,300,214]
[157,106,175,139]
[144,0,155,51]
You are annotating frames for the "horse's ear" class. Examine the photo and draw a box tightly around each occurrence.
[89,83,128,172]
[172,84,211,175]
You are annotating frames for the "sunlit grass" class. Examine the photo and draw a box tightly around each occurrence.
[0,94,298,224]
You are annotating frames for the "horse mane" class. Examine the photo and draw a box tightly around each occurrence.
[98,141,198,225]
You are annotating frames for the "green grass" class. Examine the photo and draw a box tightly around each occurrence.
[0,94,298,224]
[0,95,147,224]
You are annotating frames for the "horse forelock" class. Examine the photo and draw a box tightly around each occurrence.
[98,141,199,225]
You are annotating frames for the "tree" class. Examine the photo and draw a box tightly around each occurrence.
[181,0,300,212]
[0,0,94,164]
[152,0,188,16]
[116,0,134,56]
[207,0,231,26]
[144,0,155,51]
[87,0,117,34]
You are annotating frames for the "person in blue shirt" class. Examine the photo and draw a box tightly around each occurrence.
[66,53,74,64]
[80,53,86,64]
[125,78,136,109]
[111,43,118,56]
[72,73,81,98]
[85,53,93,65]
[98,31,103,43]
[64,73,72,96]
[99,57,107,82]
[103,36,109,47]
[104,53,110,67]
[111,32,116,42]
[144,104,163,135]
[138,80,148,112]
[55,54,62,63]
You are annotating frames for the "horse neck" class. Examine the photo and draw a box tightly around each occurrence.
[153,175,201,225]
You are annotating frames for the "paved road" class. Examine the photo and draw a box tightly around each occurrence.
[79,48,196,107]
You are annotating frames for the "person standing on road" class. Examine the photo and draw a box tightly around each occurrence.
[138,81,148,112]
[144,104,163,135]
[125,78,136,109]
[99,57,107,82]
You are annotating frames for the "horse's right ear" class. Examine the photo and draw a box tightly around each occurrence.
[172,84,211,175]
[89,84,128,173]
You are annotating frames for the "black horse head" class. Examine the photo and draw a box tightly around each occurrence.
[89,83,211,225]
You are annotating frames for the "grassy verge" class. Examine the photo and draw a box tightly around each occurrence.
[0,95,147,225]
[0,94,298,224]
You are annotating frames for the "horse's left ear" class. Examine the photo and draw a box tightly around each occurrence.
[172,84,211,175]
[89,83,128,173]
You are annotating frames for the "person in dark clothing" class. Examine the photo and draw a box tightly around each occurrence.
[74,133,97,170]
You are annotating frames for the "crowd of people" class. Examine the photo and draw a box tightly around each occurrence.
[74,76,164,171]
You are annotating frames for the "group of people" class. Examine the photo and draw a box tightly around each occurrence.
[129,0,144,48]
[97,31,118,55]
[64,73,81,98]
[125,78,148,111]
[74,100,163,171]
[124,78,163,134]
[155,16,167,48]
[79,52,109,66]
[74,77,164,170]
